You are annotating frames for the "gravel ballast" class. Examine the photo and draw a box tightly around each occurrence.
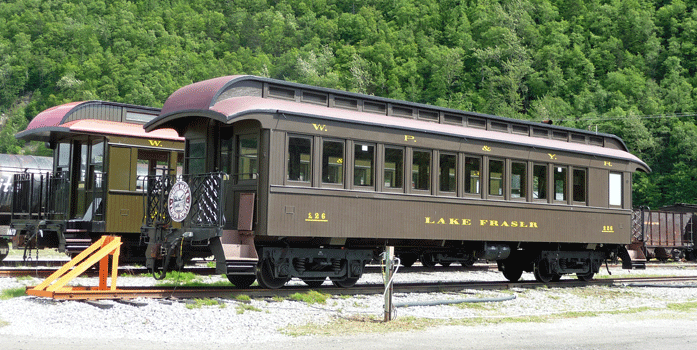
[1,263,696,349]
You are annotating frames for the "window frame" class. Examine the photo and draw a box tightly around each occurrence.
[319,138,346,188]
[609,172,623,207]
[532,163,548,202]
[463,155,482,197]
[352,141,376,190]
[509,160,527,201]
[410,148,432,194]
[286,134,313,186]
[572,167,588,205]
[438,151,457,196]
[383,145,405,193]
[553,164,568,203]
[488,158,505,198]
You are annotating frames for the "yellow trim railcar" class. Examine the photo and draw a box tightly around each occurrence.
[4,101,183,263]
[142,76,650,288]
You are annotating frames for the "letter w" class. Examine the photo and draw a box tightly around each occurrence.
[312,124,326,131]
[148,140,162,146]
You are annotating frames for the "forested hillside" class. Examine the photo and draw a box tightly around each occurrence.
[1,0,696,207]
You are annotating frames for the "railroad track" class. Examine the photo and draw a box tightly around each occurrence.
[19,275,697,301]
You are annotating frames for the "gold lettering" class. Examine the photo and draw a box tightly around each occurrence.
[490,220,499,226]
[482,146,492,152]
[480,220,488,226]
[404,135,416,142]
[501,221,509,227]
[436,218,446,224]
[530,222,538,228]
[604,161,613,167]
[450,218,460,225]
[520,222,528,228]
[463,219,472,226]
[425,217,434,224]
[312,124,327,131]
[511,221,519,227]
[148,140,162,147]
[548,153,557,160]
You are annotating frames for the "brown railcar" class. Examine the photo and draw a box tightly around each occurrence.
[142,75,649,287]
[631,206,696,261]
[2,101,184,262]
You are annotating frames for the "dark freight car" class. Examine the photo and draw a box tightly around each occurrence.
[2,101,184,262]
[141,75,650,288]
[631,206,696,261]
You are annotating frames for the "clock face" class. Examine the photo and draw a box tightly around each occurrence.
[168,181,192,222]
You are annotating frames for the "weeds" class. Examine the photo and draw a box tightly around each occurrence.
[289,290,330,305]
[186,298,226,309]
[0,288,26,300]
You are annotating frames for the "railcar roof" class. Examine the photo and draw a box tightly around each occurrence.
[16,101,182,142]
[149,75,650,172]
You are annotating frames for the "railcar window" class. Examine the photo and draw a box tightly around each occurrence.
[288,136,311,182]
[237,135,258,181]
[219,134,233,174]
[384,147,404,189]
[609,172,622,206]
[354,143,374,186]
[186,139,206,176]
[464,157,481,194]
[533,164,547,200]
[136,150,169,190]
[57,142,71,170]
[489,159,504,196]
[511,161,526,199]
[79,144,88,182]
[322,140,344,184]
[554,166,567,201]
[412,150,431,191]
[439,153,456,193]
[90,141,105,189]
[573,168,587,203]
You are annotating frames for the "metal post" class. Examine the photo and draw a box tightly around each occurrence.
[383,246,394,322]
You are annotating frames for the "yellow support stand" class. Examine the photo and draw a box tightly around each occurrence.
[27,236,121,299]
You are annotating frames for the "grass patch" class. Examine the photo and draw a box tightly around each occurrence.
[154,271,231,287]
[283,305,660,337]
[667,301,697,312]
[0,287,26,300]
[283,315,439,336]
[186,298,226,309]
[289,290,331,305]
[236,303,262,314]
[234,294,252,302]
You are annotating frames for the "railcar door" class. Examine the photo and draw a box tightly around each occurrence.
[218,122,260,230]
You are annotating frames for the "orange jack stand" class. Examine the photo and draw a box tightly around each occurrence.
[26,236,121,299]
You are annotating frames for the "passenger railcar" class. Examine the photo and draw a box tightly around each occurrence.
[141,75,650,288]
[3,101,184,262]
[0,155,53,260]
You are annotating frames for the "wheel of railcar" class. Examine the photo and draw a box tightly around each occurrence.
[461,255,477,267]
[399,253,418,267]
[227,274,256,288]
[500,262,523,282]
[420,254,436,268]
[440,262,451,267]
[255,259,289,289]
[576,272,595,281]
[533,260,555,283]
[0,240,9,261]
[331,277,359,288]
[301,278,326,288]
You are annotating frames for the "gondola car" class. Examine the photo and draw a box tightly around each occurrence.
[0,154,53,260]
[141,75,650,288]
[3,101,184,262]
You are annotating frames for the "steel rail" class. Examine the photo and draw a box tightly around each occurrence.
[21,275,697,301]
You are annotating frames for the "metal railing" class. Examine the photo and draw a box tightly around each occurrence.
[11,171,70,221]
[142,172,225,229]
